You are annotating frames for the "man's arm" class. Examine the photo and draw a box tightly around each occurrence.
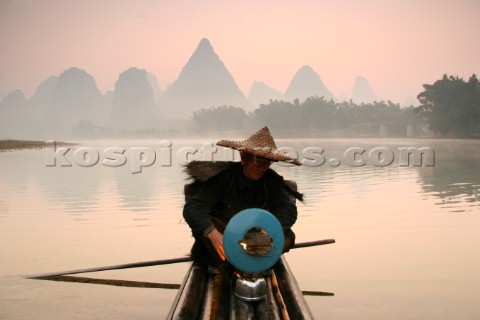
[183,176,227,260]
[183,177,222,236]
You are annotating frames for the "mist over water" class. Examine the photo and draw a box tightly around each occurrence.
[1,138,479,319]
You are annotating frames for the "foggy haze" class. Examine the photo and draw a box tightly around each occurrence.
[1,1,479,103]
[1,1,478,139]
[0,38,428,139]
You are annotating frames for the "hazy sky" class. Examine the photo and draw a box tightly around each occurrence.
[1,0,479,104]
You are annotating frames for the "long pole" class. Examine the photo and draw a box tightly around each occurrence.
[26,239,335,279]
[26,256,193,279]
[292,239,335,249]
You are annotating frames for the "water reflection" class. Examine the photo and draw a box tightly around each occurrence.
[280,139,480,214]
[0,200,8,215]
[39,166,104,214]
[114,167,162,213]
[1,139,478,219]
[417,141,480,213]
[1,138,479,320]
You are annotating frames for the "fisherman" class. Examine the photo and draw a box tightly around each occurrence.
[183,127,303,266]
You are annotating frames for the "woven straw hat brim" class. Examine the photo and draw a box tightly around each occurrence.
[216,140,301,166]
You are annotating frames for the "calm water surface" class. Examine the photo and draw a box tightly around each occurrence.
[1,138,479,319]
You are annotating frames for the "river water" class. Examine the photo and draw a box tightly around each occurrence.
[1,138,479,319]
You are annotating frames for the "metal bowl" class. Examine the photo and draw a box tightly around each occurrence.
[234,276,267,301]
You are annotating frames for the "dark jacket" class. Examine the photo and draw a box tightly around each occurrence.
[183,162,298,237]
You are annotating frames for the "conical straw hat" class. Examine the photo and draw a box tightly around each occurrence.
[216,127,301,165]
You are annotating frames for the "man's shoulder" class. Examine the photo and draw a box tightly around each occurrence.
[183,161,239,182]
[264,168,285,182]
[183,161,240,200]
[265,169,303,202]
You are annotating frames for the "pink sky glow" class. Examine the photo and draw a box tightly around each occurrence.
[1,0,479,104]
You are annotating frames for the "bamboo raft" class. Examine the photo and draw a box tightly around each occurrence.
[167,256,315,319]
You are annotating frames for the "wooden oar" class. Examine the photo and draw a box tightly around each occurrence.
[26,239,335,279]
[292,239,335,249]
[302,290,334,296]
[32,275,181,289]
[26,256,192,279]
[32,274,334,296]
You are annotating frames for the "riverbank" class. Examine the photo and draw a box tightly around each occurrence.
[0,139,78,151]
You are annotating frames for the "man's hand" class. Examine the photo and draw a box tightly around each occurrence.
[207,228,226,261]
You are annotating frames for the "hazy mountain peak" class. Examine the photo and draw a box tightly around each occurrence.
[248,81,283,106]
[30,76,58,106]
[117,67,148,83]
[55,67,102,97]
[60,67,91,80]
[42,67,106,135]
[298,65,315,74]
[198,37,214,52]
[162,38,249,118]
[112,67,158,129]
[285,65,335,102]
[0,89,27,108]
[0,89,31,138]
[183,37,222,71]
[351,75,378,104]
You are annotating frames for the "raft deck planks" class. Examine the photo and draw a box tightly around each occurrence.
[167,256,314,319]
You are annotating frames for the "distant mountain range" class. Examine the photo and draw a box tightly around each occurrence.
[0,38,395,138]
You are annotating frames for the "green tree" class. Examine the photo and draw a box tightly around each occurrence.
[192,105,247,132]
[417,74,480,137]
[298,96,337,129]
[254,100,298,130]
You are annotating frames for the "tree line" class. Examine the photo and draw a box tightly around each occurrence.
[192,98,417,137]
[191,74,480,138]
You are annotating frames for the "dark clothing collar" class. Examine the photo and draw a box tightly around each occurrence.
[236,164,262,190]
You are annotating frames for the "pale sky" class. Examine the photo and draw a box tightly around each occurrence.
[1,0,479,104]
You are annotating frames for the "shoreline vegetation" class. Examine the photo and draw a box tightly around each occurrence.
[0,140,78,151]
